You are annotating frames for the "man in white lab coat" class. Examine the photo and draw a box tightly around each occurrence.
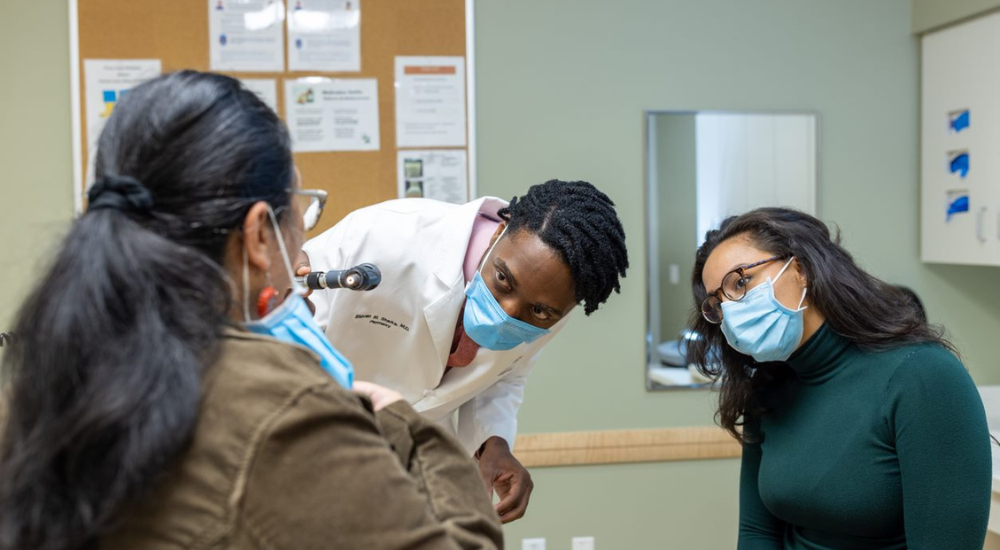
[299,180,629,522]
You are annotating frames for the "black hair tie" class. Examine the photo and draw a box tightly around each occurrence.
[87,175,154,214]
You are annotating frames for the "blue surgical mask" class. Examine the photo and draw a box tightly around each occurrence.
[719,257,807,363]
[463,227,550,351]
[243,206,354,389]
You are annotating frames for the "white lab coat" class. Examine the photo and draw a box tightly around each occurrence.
[303,197,570,454]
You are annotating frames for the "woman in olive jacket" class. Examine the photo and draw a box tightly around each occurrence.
[0,71,502,550]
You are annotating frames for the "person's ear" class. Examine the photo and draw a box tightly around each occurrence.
[791,257,808,288]
[243,202,273,273]
[487,221,507,248]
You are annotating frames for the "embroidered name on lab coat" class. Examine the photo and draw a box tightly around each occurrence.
[354,313,411,332]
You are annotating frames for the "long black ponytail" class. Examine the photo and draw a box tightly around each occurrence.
[0,71,293,550]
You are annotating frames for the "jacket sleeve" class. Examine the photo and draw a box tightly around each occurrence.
[885,347,991,550]
[454,350,539,455]
[239,385,503,550]
[737,418,785,550]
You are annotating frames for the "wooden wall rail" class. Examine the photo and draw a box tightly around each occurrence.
[513,426,741,468]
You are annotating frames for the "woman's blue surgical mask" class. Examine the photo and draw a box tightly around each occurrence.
[719,257,807,363]
[243,206,354,388]
[463,226,550,351]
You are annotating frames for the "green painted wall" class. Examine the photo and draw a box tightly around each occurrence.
[0,1,74,330]
[912,0,1000,33]
[507,460,740,550]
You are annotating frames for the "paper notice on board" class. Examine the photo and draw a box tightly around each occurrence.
[209,0,285,72]
[288,0,361,72]
[83,59,161,183]
[397,150,468,204]
[240,78,279,112]
[395,57,466,147]
[285,78,380,152]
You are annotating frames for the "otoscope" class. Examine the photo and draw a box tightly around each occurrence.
[295,263,381,291]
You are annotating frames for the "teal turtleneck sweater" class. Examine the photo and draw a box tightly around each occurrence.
[739,323,992,550]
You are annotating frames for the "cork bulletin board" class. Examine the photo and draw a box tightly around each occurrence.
[70,0,476,235]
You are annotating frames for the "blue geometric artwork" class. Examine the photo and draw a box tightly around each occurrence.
[949,109,970,133]
[949,151,970,178]
[946,193,969,221]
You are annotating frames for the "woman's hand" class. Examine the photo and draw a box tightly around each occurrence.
[352,381,404,411]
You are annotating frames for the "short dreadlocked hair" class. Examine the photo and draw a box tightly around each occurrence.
[498,179,629,315]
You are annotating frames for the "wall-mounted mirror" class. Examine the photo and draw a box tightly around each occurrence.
[646,111,818,390]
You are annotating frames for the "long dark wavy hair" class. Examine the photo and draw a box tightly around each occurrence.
[0,71,293,550]
[687,208,953,443]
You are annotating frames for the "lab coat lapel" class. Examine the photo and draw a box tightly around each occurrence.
[440,348,517,393]
[422,275,466,369]
[416,313,571,418]
[415,348,522,419]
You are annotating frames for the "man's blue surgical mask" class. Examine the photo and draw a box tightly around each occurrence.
[243,206,354,388]
[463,227,550,351]
[719,257,807,363]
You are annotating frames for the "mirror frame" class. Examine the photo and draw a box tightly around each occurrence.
[643,109,821,391]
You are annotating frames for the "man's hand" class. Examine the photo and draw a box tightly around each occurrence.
[295,250,311,276]
[293,250,315,314]
[477,436,533,523]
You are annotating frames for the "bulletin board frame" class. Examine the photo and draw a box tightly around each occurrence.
[67,0,478,232]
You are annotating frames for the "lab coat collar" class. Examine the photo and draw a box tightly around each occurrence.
[430,196,508,288]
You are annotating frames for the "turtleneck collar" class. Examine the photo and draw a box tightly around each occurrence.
[784,323,854,384]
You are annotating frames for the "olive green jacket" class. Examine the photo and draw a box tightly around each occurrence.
[97,328,503,549]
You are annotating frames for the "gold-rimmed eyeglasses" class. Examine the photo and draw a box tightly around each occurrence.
[701,255,786,324]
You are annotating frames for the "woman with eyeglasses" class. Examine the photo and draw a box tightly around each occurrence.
[0,72,501,550]
[688,208,990,550]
